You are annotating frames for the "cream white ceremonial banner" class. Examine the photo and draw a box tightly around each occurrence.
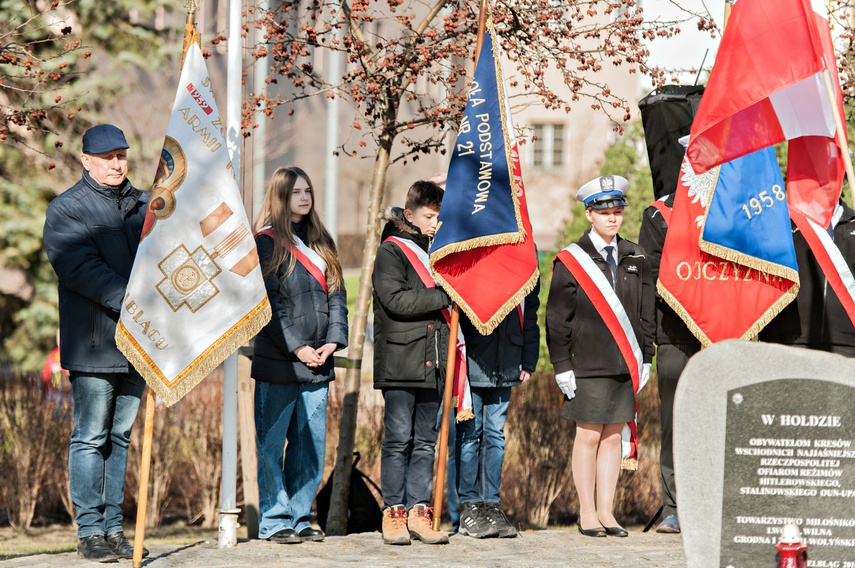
[116,43,271,406]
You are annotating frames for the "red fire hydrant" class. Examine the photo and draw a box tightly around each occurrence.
[775,523,808,568]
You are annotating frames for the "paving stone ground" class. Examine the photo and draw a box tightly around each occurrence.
[2,529,687,567]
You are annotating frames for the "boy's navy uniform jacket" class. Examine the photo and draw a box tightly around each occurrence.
[373,208,450,389]
[546,230,655,378]
[252,221,348,384]
[43,170,147,373]
[460,281,540,388]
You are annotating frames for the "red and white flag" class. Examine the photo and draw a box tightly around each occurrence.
[686,0,845,228]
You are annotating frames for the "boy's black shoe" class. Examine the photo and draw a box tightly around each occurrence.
[458,502,499,539]
[106,531,149,559]
[268,528,302,544]
[298,527,325,542]
[77,535,118,563]
[485,503,519,538]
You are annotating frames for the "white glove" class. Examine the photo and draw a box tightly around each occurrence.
[638,363,652,392]
[555,370,577,400]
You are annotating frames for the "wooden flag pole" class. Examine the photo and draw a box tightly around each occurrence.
[430,0,489,532]
[132,5,201,564]
[132,388,156,568]
[431,304,460,530]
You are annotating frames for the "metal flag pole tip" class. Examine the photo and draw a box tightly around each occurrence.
[217,508,241,548]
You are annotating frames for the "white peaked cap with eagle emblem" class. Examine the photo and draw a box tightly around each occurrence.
[576,175,629,210]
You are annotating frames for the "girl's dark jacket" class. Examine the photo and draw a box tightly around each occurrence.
[546,230,655,378]
[251,221,348,384]
[372,208,450,390]
[460,280,541,389]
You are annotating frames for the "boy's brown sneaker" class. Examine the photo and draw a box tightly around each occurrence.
[407,504,449,544]
[382,504,411,545]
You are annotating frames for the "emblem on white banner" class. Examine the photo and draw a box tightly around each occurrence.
[157,244,222,312]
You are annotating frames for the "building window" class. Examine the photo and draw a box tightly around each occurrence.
[531,123,565,169]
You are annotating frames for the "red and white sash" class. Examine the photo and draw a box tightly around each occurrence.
[385,236,472,421]
[257,227,328,295]
[556,243,642,469]
[790,208,855,327]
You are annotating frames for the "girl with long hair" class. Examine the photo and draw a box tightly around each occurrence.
[252,166,348,544]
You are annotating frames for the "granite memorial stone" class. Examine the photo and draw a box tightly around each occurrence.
[674,340,855,568]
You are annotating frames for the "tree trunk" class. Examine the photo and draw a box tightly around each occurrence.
[326,138,393,535]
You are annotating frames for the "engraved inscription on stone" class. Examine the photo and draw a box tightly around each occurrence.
[720,379,855,568]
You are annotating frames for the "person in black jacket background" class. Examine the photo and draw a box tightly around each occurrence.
[373,181,450,545]
[43,124,149,562]
[638,193,701,535]
[455,283,540,539]
[760,200,855,357]
[252,166,348,545]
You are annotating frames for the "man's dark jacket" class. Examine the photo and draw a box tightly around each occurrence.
[546,231,655,378]
[373,208,450,390]
[759,203,855,352]
[461,281,540,388]
[251,221,348,384]
[43,170,148,373]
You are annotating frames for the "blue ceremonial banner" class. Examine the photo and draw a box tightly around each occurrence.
[701,147,798,279]
[432,27,522,251]
[430,22,538,335]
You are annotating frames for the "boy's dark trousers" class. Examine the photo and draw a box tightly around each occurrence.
[380,386,441,508]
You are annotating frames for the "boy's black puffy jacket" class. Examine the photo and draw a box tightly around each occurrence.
[43,170,148,372]
[372,208,450,389]
[546,230,655,378]
[252,221,348,384]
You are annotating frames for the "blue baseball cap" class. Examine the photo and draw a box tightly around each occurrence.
[82,124,129,155]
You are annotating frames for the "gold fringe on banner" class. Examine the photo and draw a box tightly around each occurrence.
[657,276,799,347]
[435,266,540,336]
[697,182,801,281]
[116,299,271,407]
[620,458,638,471]
[455,408,475,423]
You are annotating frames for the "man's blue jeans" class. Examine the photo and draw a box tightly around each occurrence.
[455,386,511,504]
[69,371,146,538]
[255,381,328,539]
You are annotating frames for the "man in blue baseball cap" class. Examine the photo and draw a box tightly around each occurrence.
[43,124,149,562]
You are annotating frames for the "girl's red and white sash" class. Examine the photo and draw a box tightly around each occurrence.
[791,208,855,327]
[257,227,328,295]
[385,236,472,420]
[556,243,643,468]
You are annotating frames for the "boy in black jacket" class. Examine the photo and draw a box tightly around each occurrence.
[373,180,450,546]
